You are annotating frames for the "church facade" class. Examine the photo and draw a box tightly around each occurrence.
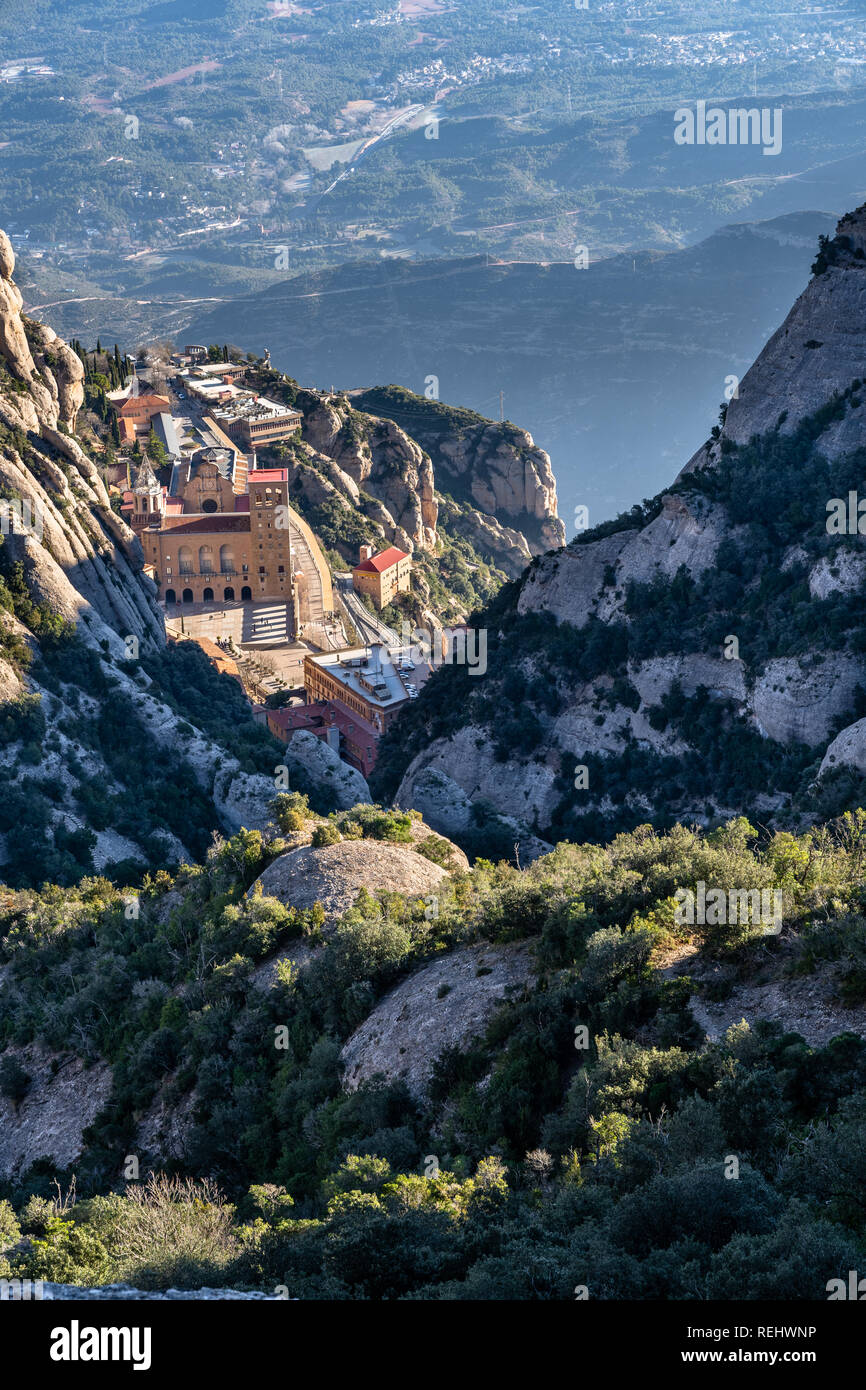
[124,447,333,618]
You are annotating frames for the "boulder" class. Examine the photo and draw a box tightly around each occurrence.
[249,838,451,923]
[0,1045,113,1180]
[340,942,533,1096]
[281,728,371,810]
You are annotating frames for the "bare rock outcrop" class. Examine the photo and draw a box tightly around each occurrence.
[0,233,163,652]
[751,656,864,745]
[300,392,438,550]
[340,941,533,1096]
[0,230,82,430]
[249,837,450,923]
[436,421,565,552]
[518,495,725,628]
[0,1045,113,1180]
[396,759,553,861]
[719,209,866,457]
[819,716,866,778]
[280,728,371,810]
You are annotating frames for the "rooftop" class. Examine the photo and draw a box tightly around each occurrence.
[160,514,251,535]
[268,698,378,743]
[153,412,181,458]
[306,643,408,710]
[213,394,301,425]
[249,467,289,482]
[117,392,170,414]
[354,545,410,575]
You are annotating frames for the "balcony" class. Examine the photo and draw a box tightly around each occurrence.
[175,567,234,578]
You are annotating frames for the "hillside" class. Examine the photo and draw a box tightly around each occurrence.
[245,370,564,618]
[179,210,837,525]
[0,231,299,884]
[4,808,866,1299]
[5,213,866,1303]
[373,204,866,851]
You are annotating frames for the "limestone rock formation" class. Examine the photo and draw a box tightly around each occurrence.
[286,386,563,586]
[280,728,371,810]
[436,421,565,552]
[0,232,287,859]
[249,837,451,923]
[340,941,533,1097]
[0,1045,113,1180]
[396,761,553,861]
[0,234,163,652]
[299,391,438,551]
[386,205,866,837]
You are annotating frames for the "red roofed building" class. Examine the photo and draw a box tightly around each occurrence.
[112,392,171,443]
[351,543,411,609]
[266,699,380,777]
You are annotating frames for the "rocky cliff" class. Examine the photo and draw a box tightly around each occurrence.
[375,204,866,846]
[0,232,282,880]
[351,385,566,560]
[296,389,438,555]
[255,375,563,589]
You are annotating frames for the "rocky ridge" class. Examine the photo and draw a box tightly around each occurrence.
[270,384,563,586]
[0,232,285,871]
[385,204,866,840]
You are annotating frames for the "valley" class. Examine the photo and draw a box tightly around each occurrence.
[4,0,866,1326]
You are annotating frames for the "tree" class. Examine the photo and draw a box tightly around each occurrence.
[0,1055,31,1106]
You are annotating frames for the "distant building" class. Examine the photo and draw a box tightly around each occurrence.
[187,360,247,382]
[266,699,379,777]
[352,544,411,609]
[111,392,171,444]
[185,344,208,362]
[212,395,302,450]
[135,456,333,619]
[152,411,181,462]
[121,453,166,534]
[303,643,407,735]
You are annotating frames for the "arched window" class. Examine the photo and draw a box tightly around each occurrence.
[241,585,252,601]
[199,544,214,574]
[223,587,235,602]
[182,588,194,604]
[219,544,234,574]
[164,588,176,605]
[203,587,214,603]
[178,545,193,575]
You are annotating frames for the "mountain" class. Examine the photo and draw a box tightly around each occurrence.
[276,378,564,579]
[0,232,315,884]
[6,219,866,1307]
[373,205,866,851]
[178,210,837,526]
[0,228,565,883]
